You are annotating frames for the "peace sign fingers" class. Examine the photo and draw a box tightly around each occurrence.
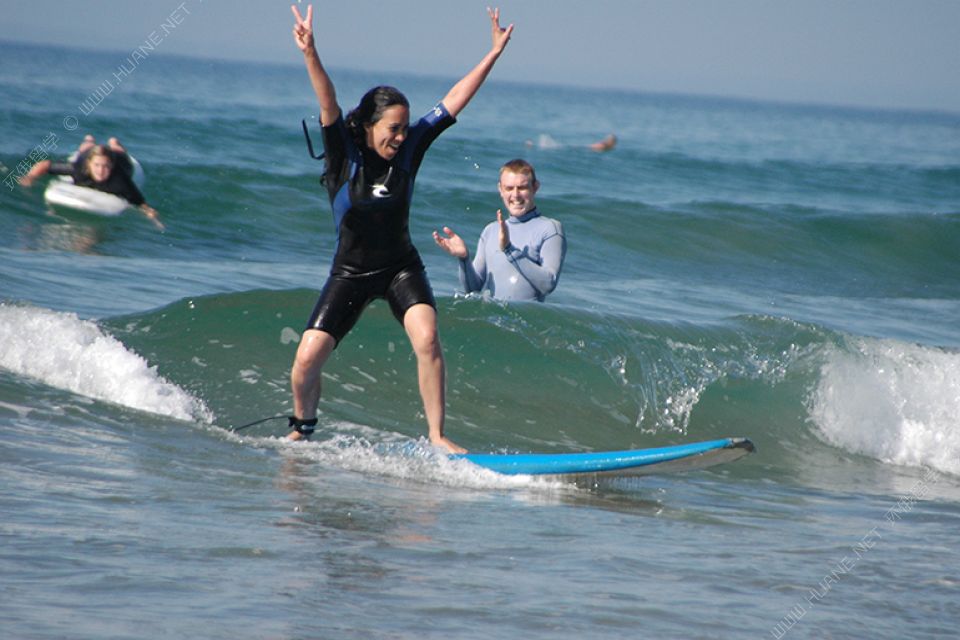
[291,4,315,51]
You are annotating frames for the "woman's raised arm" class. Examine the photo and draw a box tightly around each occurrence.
[441,7,514,118]
[292,4,341,125]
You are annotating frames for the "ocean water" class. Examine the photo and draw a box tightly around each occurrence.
[2,40,959,639]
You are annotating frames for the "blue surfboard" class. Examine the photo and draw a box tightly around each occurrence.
[452,437,754,477]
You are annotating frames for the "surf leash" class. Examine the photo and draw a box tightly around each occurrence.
[229,415,289,433]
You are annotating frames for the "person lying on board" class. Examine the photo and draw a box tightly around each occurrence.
[434,159,565,302]
[285,4,514,453]
[19,135,163,229]
[524,132,617,152]
[588,133,617,152]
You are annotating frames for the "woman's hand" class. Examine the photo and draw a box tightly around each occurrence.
[291,4,315,53]
[140,204,164,231]
[488,7,514,54]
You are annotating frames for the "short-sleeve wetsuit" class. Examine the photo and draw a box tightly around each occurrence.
[458,208,566,301]
[305,103,456,343]
[49,150,145,206]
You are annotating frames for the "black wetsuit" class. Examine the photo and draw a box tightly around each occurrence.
[49,150,145,206]
[305,103,456,343]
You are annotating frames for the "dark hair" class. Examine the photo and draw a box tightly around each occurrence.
[345,86,409,148]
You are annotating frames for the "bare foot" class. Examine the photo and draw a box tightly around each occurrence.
[285,416,317,441]
[432,436,467,454]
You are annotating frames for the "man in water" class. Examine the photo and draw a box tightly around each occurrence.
[434,159,565,301]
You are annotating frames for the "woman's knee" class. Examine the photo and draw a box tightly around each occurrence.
[294,330,336,371]
[404,305,441,356]
[413,329,441,359]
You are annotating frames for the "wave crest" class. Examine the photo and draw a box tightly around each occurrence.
[810,337,960,475]
[0,303,212,422]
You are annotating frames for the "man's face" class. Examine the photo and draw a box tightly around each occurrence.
[498,170,538,217]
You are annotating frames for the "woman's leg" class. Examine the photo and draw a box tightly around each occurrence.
[288,328,337,440]
[403,303,465,453]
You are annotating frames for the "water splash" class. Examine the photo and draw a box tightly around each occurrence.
[809,337,960,475]
[0,303,212,422]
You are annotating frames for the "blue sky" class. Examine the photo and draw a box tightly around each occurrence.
[2,0,958,113]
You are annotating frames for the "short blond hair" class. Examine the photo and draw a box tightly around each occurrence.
[499,158,538,185]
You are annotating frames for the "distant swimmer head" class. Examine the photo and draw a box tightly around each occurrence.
[83,145,115,183]
[348,86,410,161]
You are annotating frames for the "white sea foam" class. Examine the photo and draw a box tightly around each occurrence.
[232,421,570,493]
[809,337,960,476]
[0,304,212,422]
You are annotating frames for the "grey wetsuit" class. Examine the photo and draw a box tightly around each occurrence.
[458,208,565,302]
